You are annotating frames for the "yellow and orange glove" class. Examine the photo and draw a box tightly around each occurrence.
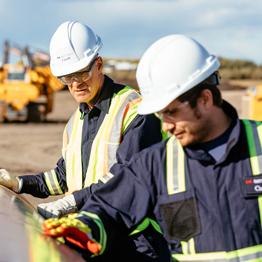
[42,217,101,254]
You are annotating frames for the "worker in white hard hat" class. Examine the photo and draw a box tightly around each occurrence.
[43,34,262,261]
[0,21,171,262]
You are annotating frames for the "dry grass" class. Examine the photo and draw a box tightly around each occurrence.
[227,79,262,88]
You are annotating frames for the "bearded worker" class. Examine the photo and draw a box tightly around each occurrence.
[44,34,262,262]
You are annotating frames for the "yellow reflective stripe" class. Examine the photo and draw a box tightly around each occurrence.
[62,124,68,155]
[65,109,84,191]
[67,112,84,191]
[250,157,260,175]
[173,252,226,261]
[72,115,83,189]
[189,238,196,254]
[51,170,63,195]
[243,120,260,175]
[181,239,195,255]
[173,244,262,261]
[257,124,262,147]
[44,170,63,195]
[71,153,75,184]
[181,241,189,255]
[178,141,186,192]
[91,136,102,184]
[258,196,262,236]
[78,211,107,256]
[167,136,175,194]
[44,172,55,195]
[71,110,81,144]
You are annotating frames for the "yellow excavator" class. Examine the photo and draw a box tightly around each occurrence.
[0,40,65,122]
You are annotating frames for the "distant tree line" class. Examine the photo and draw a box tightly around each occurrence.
[105,57,262,80]
[218,57,262,80]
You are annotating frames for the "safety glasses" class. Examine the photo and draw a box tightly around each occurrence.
[156,101,189,121]
[58,57,98,85]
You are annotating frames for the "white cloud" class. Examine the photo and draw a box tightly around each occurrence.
[0,0,261,64]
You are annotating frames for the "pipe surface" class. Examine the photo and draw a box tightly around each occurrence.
[0,185,85,262]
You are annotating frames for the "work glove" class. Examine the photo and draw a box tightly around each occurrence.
[37,194,78,219]
[43,217,101,254]
[0,169,22,193]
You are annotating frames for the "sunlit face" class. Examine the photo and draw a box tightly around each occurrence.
[67,57,103,104]
[159,98,212,146]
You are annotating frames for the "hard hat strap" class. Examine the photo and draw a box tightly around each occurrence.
[202,71,220,86]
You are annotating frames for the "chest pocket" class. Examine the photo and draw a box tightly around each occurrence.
[159,189,201,242]
[160,136,201,242]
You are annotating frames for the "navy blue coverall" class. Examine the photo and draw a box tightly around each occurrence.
[75,101,262,261]
[19,75,171,262]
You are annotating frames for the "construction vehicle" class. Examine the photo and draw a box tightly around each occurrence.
[241,85,262,121]
[0,40,65,122]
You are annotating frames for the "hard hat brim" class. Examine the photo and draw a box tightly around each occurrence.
[137,93,178,115]
[51,56,94,77]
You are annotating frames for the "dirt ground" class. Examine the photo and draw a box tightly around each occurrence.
[0,88,247,208]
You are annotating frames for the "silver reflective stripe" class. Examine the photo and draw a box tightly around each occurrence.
[186,241,190,255]
[230,251,262,262]
[107,91,140,168]
[178,256,225,262]
[172,138,179,193]
[174,250,262,262]
[100,173,114,184]
[45,170,59,195]
[166,136,185,194]
[258,155,262,172]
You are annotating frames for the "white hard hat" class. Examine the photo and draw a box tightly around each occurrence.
[50,21,103,77]
[136,35,220,115]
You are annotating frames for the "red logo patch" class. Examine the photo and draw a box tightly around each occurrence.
[246,180,253,184]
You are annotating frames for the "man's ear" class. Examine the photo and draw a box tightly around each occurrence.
[97,57,103,73]
[199,89,213,110]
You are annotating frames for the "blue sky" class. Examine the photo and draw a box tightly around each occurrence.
[1,0,262,64]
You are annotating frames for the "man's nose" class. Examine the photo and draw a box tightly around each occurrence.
[162,120,176,132]
[71,77,83,87]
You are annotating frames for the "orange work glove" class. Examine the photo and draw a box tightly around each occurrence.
[42,217,101,254]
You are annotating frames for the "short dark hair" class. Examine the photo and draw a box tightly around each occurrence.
[177,83,222,108]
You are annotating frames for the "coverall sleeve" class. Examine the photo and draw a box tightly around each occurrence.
[72,113,162,209]
[76,149,157,255]
[19,157,68,198]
